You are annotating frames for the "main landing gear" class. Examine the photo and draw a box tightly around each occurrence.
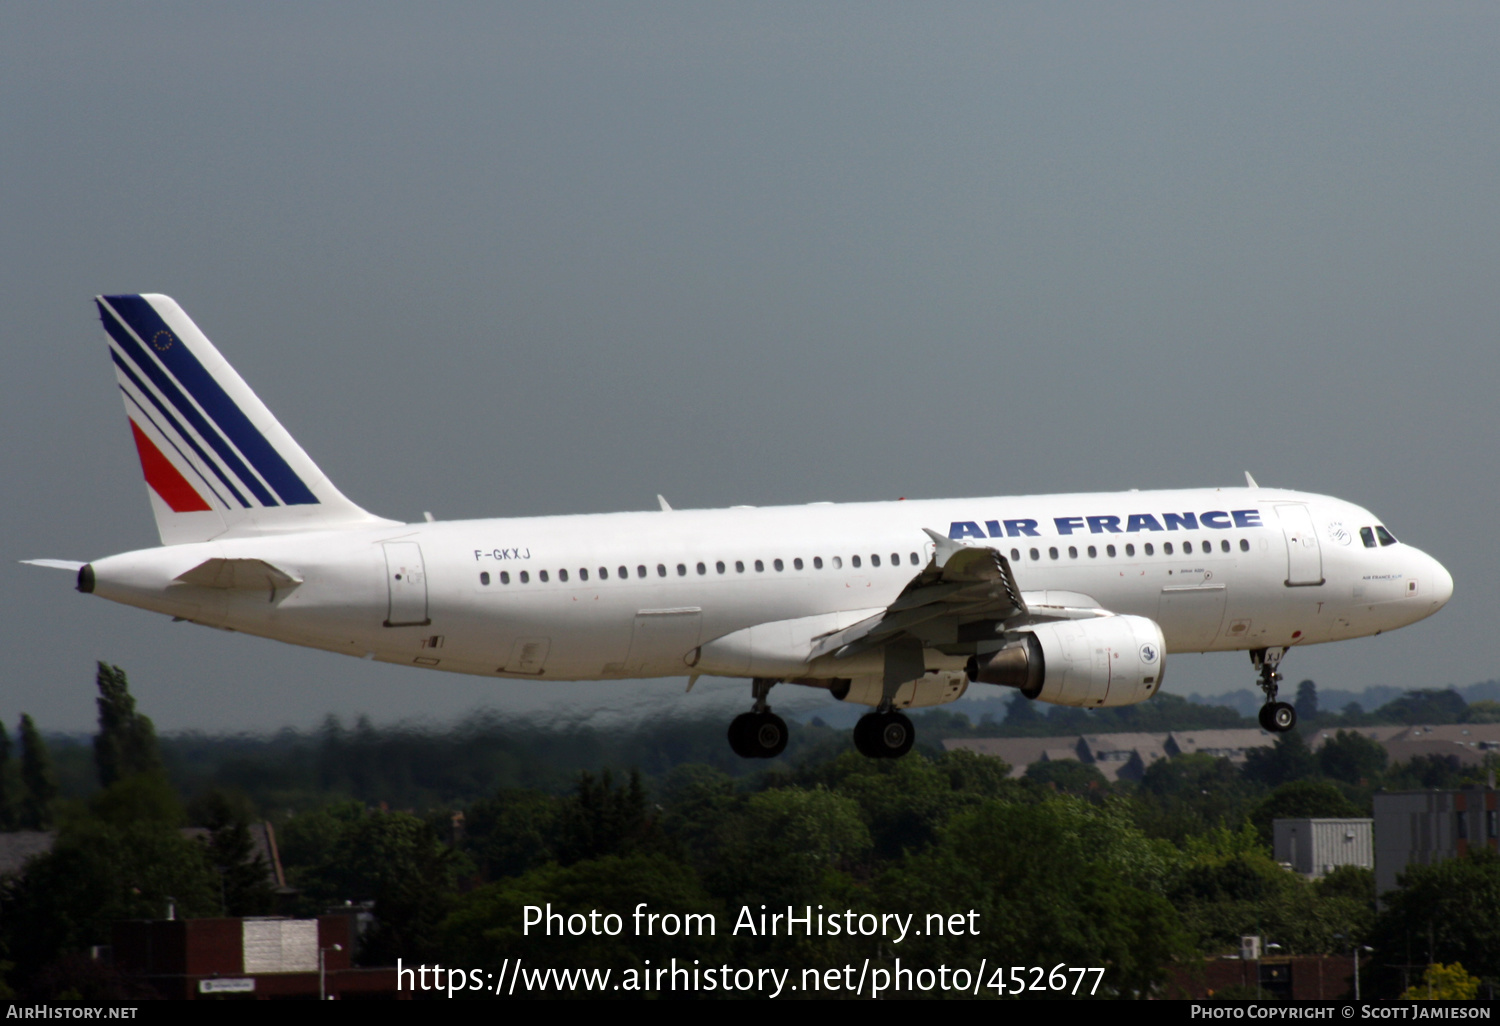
[853,708,915,759]
[728,677,789,759]
[1251,647,1297,732]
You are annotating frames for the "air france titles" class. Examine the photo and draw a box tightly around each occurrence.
[948,509,1263,540]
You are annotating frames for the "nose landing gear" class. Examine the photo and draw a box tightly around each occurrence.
[727,677,789,758]
[1251,647,1297,732]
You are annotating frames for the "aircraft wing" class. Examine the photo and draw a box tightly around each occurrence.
[809,528,1032,660]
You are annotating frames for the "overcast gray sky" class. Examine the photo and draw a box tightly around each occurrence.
[4,3,1496,733]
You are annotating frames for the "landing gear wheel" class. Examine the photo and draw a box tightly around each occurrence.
[853,711,915,759]
[1259,701,1297,733]
[728,712,788,758]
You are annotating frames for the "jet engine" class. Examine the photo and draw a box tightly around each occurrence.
[965,615,1165,708]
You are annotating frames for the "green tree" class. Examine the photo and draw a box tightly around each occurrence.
[1242,730,1317,788]
[1025,758,1109,793]
[1375,689,1467,726]
[92,663,162,787]
[1136,753,1257,845]
[1366,849,1500,998]
[1400,962,1480,1000]
[555,769,655,866]
[463,787,563,881]
[1463,700,1500,724]
[1317,730,1388,785]
[0,720,15,830]
[1249,780,1363,846]
[1294,680,1319,721]
[294,810,460,964]
[17,715,57,830]
[191,790,274,916]
[1004,691,1043,726]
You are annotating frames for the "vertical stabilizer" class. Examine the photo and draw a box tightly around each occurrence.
[96,294,397,544]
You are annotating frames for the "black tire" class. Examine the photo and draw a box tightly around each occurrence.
[876,711,915,759]
[854,711,915,759]
[1269,702,1297,732]
[1257,704,1276,731]
[727,713,756,757]
[750,712,788,758]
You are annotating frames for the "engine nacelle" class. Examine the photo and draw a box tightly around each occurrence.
[966,615,1165,708]
[830,671,970,709]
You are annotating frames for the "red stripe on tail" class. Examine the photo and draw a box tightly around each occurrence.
[129,419,211,512]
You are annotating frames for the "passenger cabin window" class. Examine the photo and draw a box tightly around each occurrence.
[1011,548,1021,561]
[519,571,530,583]
[1087,545,1097,558]
[599,567,609,579]
[618,565,627,578]
[832,556,843,569]
[1125,544,1135,557]
[794,558,804,570]
[657,564,667,577]
[736,560,745,573]
[1048,547,1059,560]
[774,558,784,571]
[580,568,589,581]
[558,569,568,582]
[480,571,490,585]
[637,565,647,578]
[1106,544,1116,557]
[1220,540,1230,553]
[696,562,706,575]
[1239,539,1249,552]
[1376,526,1398,546]
[1163,542,1173,556]
[716,561,726,574]
[871,554,881,567]
[852,555,862,568]
[890,552,900,566]
[677,564,687,576]
[1183,542,1192,554]
[1360,527,1377,548]
[909,552,919,565]
[1068,546,1077,559]
[813,557,824,569]
[539,570,549,582]
[1029,548,1040,561]
[500,571,511,584]
[1144,543,1154,556]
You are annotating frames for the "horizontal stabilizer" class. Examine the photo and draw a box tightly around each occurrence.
[173,557,302,591]
[20,559,86,572]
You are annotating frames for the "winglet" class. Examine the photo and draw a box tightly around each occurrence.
[1245,471,1259,488]
[922,527,969,569]
[657,494,673,512]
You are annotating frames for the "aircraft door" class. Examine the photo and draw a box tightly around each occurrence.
[1275,505,1325,586]
[382,542,431,626]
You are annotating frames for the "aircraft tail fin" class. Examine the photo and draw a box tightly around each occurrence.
[95,294,397,545]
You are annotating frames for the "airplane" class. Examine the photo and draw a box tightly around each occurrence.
[24,294,1455,759]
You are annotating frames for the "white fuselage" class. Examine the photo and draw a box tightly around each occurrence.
[84,486,1452,699]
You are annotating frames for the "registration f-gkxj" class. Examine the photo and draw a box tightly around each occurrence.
[26,295,1454,758]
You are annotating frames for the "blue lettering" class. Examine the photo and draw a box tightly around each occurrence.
[950,521,986,540]
[1004,519,1041,537]
[1126,514,1165,533]
[985,520,1004,538]
[1054,516,1086,536]
[1201,511,1232,529]
[1232,509,1262,528]
[1087,515,1123,534]
[1163,512,1198,531]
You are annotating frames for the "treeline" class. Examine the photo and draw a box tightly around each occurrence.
[3,665,1499,1000]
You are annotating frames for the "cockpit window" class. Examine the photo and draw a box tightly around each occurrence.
[1360,527,1377,549]
[1375,525,1398,546]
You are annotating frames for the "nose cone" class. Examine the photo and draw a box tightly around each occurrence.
[1428,554,1454,610]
